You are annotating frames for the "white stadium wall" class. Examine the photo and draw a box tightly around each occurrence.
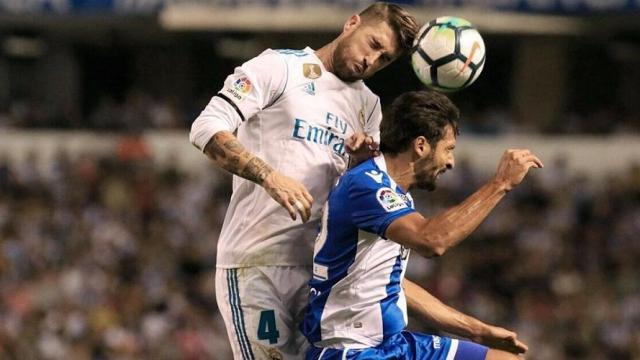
[0,130,638,179]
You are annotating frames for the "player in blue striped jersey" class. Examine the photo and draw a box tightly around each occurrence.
[302,91,543,360]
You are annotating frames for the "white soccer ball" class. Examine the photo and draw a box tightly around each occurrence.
[411,16,486,92]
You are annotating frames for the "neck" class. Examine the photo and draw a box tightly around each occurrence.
[315,41,337,73]
[383,153,415,192]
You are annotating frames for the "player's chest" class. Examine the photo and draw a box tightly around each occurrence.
[273,78,368,136]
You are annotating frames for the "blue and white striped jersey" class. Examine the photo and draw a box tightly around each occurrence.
[301,155,416,349]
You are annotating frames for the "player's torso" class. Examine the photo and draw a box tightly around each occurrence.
[304,161,414,348]
[238,48,372,193]
[219,48,376,268]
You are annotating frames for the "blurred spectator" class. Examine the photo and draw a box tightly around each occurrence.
[1,148,639,359]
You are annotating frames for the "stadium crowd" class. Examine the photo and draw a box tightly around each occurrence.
[0,94,637,134]
[0,141,639,359]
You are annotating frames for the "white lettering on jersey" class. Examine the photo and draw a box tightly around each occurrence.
[376,187,408,212]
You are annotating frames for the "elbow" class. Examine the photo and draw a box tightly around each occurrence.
[417,234,450,258]
[419,246,446,258]
[188,117,203,149]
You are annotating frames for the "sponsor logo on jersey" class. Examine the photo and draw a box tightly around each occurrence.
[432,335,441,349]
[303,63,322,79]
[225,77,253,101]
[376,187,408,212]
[365,170,383,184]
[302,82,316,96]
[291,112,350,157]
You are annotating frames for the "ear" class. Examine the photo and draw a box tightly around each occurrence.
[343,14,361,33]
[413,136,430,157]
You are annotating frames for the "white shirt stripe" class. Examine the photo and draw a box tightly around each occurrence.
[445,339,459,360]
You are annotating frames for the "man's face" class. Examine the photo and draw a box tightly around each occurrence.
[333,17,401,82]
[414,125,456,191]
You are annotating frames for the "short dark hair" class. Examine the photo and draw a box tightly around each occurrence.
[380,91,460,155]
[359,2,418,56]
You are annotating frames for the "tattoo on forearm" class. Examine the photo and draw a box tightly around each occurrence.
[205,133,227,161]
[241,157,274,184]
[204,132,273,184]
[223,139,244,154]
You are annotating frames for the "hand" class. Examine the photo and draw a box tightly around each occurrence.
[346,133,379,166]
[493,149,543,192]
[473,325,529,354]
[262,171,314,222]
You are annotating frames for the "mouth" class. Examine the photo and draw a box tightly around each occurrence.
[353,62,364,75]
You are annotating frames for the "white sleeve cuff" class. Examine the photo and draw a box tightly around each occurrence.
[189,95,243,152]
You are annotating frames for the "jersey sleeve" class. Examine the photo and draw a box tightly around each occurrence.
[189,49,288,151]
[347,174,415,237]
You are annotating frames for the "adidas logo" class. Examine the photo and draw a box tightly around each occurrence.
[303,82,316,96]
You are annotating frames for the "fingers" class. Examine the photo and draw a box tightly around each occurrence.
[282,200,298,221]
[501,330,528,354]
[292,197,312,223]
[347,133,379,154]
[520,154,544,168]
[346,133,366,153]
[512,337,529,353]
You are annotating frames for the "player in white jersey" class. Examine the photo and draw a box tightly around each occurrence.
[303,91,542,359]
[189,3,418,359]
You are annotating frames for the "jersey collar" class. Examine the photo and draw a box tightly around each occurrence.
[373,155,400,191]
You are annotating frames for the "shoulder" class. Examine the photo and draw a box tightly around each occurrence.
[266,48,316,64]
[341,159,390,193]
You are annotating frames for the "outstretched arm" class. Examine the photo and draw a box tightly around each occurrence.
[203,131,313,222]
[386,149,543,257]
[403,278,528,354]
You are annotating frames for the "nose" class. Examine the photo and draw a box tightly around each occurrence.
[362,57,370,72]
[446,156,455,170]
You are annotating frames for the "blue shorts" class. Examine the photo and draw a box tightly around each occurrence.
[306,331,489,360]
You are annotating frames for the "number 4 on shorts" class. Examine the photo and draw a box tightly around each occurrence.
[257,310,280,344]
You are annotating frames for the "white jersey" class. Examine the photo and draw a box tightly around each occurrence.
[190,47,382,268]
[301,156,416,349]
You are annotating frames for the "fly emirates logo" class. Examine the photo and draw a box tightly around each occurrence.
[291,112,350,157]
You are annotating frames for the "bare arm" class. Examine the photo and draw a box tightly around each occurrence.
[386,149,543,257]
[203,131,313,222]
[403,278,528,354]
[387,178,506,257]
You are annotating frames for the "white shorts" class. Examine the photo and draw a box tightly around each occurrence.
[215,266,311,360]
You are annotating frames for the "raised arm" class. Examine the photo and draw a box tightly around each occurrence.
[190,49,313,222]
[386,149,543,257]
[202,131,313,222]
[403,278,528,354]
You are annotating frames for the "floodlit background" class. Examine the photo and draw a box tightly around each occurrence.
[0,1,639,359]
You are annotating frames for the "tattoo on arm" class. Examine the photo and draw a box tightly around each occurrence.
[241,157,273,184]
[204,131,274,185]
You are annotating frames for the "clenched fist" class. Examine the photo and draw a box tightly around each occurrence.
[493,149,543,192]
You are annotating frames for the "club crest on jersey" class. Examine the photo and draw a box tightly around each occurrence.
[303,63,322,79]
[358,107,366,128]
[376,187,408,212]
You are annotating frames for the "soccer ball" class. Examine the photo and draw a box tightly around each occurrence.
[411,16,486,92]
